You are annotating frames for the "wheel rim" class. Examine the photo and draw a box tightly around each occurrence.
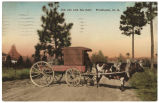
[30,61,54,87]
[65,68,81,86]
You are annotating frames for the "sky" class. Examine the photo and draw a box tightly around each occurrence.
[2,2,158,58]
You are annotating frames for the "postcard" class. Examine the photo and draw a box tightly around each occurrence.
[2,1,157,101]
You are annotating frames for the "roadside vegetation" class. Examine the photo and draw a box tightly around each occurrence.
[2,68,30,82]
[129,68,157,101]
[91,50,108,64]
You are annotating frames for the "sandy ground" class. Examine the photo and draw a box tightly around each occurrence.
[2,76,140,101]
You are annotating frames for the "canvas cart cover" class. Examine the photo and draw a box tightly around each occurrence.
[63,47,92,66]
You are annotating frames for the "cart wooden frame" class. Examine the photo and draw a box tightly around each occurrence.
[30,47,126,87]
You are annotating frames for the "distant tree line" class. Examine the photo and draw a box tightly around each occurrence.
[3,55,32,69]
[90,51,157,68]
[91,50,108,64]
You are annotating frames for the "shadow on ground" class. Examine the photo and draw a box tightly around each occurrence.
[99,84,138,90]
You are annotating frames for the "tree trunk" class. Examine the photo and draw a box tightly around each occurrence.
[150,20,154,69]
[132,28,135,59]
[54,39,58,59]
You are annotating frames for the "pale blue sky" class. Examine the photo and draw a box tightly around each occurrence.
[2,2,134,36]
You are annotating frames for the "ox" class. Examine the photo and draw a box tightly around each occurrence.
[95,60,144,91]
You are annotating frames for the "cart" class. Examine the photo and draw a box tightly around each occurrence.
[30,47,94,87]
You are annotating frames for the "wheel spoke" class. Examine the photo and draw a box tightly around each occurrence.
[36,64,40,70]
[54,73,63,82]
[32,74,41,78]
[30,61,54,87]
[33,70,41,74]
[65,68,81,86]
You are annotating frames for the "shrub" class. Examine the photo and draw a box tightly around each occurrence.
[129,68,157,101]
[91,50,107,64]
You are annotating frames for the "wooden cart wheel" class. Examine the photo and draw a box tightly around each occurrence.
[30,61,54,87]
[65,68,81,87]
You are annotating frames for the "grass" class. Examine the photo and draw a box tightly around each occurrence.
[2,68,30,82]
[129,68,157,101]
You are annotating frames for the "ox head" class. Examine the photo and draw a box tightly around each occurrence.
[135,60,144,72]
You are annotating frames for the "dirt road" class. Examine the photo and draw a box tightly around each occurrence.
[2,76,140,101]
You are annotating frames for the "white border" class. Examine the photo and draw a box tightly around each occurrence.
[1,0,158,103]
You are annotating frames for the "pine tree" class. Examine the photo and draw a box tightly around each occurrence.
[17,56,24,68]
[119,5,147,59]
[5,55,12,68]
[33,2,73,61]
[135,2,157,69]
[32,44,41,62]
[25,57,32,68]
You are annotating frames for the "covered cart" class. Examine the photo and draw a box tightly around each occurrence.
[30,47,92,87]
